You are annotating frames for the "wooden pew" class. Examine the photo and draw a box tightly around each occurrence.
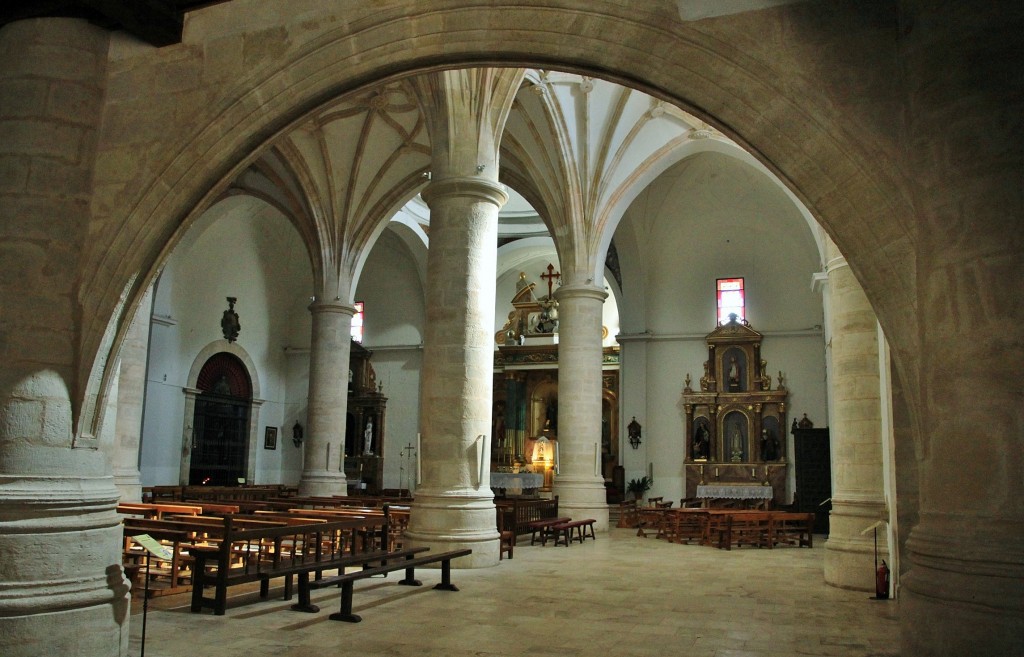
[495,496,560,535]
[771,512,815,548]
[301,548,473,623]
[189,515,385,615]
[717,512,775,550]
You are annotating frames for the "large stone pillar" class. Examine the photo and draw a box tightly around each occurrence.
[821,240,888,591]
[552,283,610,531]
[298,301,355,496]
[899,4,1024,654]
[0,18,130,657]
[110,287,154,502]
[403,68,521,567]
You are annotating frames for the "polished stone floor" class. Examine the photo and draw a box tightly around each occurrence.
[131,528,899,657]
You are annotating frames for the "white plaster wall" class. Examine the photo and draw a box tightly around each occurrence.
[140,197,311,485]
[614,152,826,502]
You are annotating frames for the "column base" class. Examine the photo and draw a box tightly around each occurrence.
[0,472,130,657]
[298,470,347,497]
[553,474,610,532]
[405,490,499,568]
[901,516,1024,656]
[824,498,888,592]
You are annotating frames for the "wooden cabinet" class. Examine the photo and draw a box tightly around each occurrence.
[792,427,831,534]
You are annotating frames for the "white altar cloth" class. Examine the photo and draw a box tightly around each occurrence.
[696,484,773,500]
[489,472,543,492]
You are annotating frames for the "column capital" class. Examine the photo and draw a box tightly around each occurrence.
[553,282,608,303]
[308,299,358,316]
[420,176,508,209]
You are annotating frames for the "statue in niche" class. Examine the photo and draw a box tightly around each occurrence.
[692,423,710,460]
[730,426,744,462]
[761,428,780,461]
[543,399,558,434]
[727,355,740,391]
[363,418,374,455]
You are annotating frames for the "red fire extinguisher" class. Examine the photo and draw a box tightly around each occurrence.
[875,560,891,599]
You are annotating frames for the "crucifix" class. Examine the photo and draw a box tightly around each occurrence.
[540,263,561,299]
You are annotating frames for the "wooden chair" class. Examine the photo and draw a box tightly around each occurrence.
[497,508,515,560]
[616,500,638,528]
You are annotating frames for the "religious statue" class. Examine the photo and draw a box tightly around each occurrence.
[730,426,743,462]
[363,419,374,455]
[728,356,739,384]
[692,423,710,460]
[761,428,780,461]
[700,360,710,391]
[220,296,240,343]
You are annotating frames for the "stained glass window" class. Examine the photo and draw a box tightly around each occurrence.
[351,301,364,343]
[717,278,744,325]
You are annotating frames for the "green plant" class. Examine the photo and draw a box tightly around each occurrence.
[626,475,653,499]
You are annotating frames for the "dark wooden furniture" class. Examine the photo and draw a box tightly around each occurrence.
[189,515,385,615]
[299,548,473,623]
[792,427,831,534]
[496,496,560,536]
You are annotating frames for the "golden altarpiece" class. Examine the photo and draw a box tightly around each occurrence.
[682,316,787,504]
[491,270,620,495]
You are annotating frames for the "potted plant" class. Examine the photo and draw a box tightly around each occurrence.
[626,475,653,502]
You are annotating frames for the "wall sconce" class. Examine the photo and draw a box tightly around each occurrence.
[628,416,642,449]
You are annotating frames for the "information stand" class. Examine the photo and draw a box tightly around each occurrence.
[132,534,173,657]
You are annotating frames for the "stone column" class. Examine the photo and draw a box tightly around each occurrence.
[298,301,355,496]
[821,239,888,591]
[0,19,130,657]
[552,282,610,531]
[899,4,1024,655]
[403,68,521,567]
[110,287,154,502]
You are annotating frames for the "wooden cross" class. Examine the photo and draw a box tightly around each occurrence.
[540,263,561,299]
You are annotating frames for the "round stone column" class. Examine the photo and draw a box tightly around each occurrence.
[298,301,355,496]
[552,282,610,531]
[110,287,154,502]
[822,242,888,591]
[899,5,1024,654]
[0,18,130,657]
[404,177,507,567]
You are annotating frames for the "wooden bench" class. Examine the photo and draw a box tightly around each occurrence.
[302,548,473,623]
[550,519,596,546]
[527,517,571,545]
[717,512,775,550]
[771,512,815,548]
[189,515,384,615]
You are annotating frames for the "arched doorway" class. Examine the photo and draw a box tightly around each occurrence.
[189,352,253,485]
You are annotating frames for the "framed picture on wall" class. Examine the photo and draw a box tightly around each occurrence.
[264,426,278,450]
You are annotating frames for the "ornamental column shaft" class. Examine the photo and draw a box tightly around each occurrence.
[299,301,355,495]
[821,239,889,591]
[553,283,610,531]
[109,286,154,502]
[899,5,1024,654]
[403,69,521,567]
[0,19,130,657]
